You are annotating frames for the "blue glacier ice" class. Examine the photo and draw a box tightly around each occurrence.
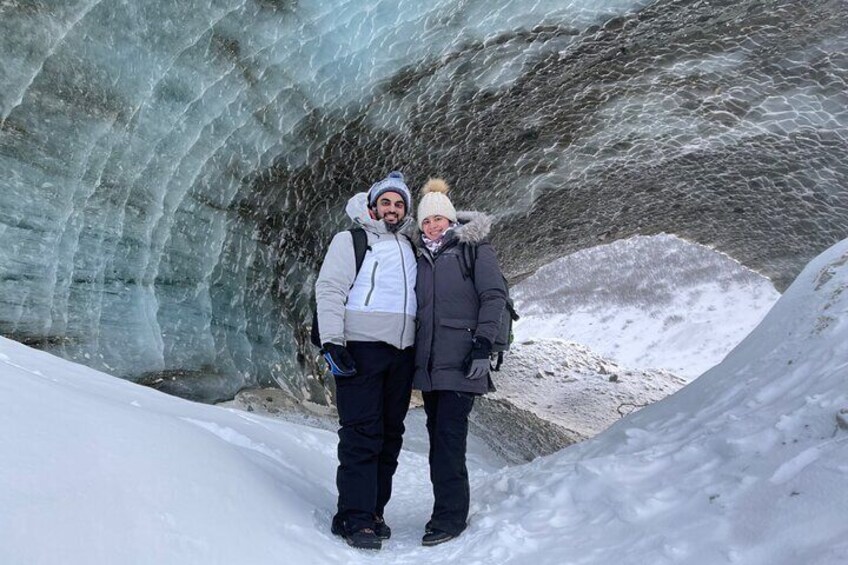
[1,0,846,401]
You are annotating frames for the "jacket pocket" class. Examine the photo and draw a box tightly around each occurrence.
[364,261,379,306]
[434,318,477,369]
[439,318,477,330]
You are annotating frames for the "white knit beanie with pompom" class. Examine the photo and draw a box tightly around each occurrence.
[417,178,457,229]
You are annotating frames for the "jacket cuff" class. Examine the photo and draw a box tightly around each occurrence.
[471,336,492,359]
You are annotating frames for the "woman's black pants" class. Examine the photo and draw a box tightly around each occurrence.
[422,389,476,536]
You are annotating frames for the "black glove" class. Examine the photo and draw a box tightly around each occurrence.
[470,336,492,360]
[465,337,492,380]
[321,343,356,377]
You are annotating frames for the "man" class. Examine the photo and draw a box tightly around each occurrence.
[315,171,417,550]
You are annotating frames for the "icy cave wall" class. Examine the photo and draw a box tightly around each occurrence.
[1,0,847,402]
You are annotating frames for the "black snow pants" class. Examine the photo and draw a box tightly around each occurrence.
[422,389,476,536]
[333,341,415,533]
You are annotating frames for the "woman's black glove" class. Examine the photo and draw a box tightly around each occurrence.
[321,343,356,377]
[465,337,492,380]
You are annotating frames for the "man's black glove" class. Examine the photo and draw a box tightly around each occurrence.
[465,337,492,380]
[321,343,356,377]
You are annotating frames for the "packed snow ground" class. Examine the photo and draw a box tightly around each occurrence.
[2,237,847,564]
[513,234,780,379]
[488,339,685,441]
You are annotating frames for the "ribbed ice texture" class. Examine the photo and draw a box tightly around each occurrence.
[1,0,846,401]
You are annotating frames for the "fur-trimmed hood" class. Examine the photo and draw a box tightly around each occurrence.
[411,210,493,248]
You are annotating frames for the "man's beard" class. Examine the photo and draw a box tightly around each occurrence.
[385,218,404,233]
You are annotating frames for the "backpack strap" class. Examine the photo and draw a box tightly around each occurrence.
[493,351,504,372]
[460,242,478,281]
[348,227,369,276]
[505,300,520,322]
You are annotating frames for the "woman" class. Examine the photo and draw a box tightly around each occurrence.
[413,178,507,546]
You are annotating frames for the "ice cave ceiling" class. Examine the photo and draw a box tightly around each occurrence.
[1,0,846,402]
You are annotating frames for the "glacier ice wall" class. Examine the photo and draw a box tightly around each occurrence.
[1,0,846,402]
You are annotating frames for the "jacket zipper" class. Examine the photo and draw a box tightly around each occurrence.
[427,250,436,374]
[396,235,408,344]
[364,261,378,306]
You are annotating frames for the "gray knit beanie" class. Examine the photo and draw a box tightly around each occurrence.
[367,171,412,211]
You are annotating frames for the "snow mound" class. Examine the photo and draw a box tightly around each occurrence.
[0,339,348,564]
[467,238,848,564]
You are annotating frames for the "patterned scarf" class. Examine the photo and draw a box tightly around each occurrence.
[422,224,456,255]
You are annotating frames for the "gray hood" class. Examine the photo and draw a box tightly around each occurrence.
[346,191,415,235]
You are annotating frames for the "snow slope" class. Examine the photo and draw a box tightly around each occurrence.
[480,237,848,564]
[1,237,846,565]
[513,234,780,379]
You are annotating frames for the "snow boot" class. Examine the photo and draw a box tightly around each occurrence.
[421,528,456,546]
[374,516,391,540]
[330,515,345,537]
[345,527,382,550]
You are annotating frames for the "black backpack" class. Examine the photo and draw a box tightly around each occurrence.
[310,228,369,348]
[459,243,520,371]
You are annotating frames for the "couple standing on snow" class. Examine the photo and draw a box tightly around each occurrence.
[314,171,507,550]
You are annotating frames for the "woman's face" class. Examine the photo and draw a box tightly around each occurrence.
[422,215,451,240]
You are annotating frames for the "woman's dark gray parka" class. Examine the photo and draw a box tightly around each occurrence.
[413,211,507,395]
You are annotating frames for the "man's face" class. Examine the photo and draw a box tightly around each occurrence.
[372,192,406,225]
